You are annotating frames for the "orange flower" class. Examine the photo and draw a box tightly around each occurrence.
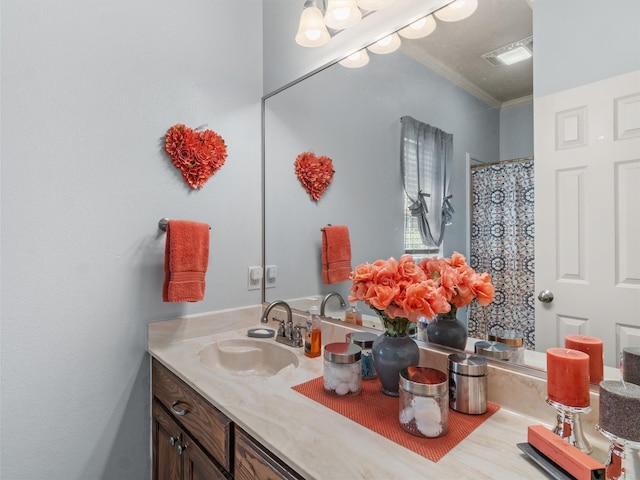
[350,252,494,323]
[164,124,227,190]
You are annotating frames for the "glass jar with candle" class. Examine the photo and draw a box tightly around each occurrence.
[398,367,448,438]
[323,342,362,396]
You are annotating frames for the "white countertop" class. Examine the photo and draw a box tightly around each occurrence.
[148,306,609,479]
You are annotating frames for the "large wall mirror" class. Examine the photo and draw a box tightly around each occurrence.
[263,0,633,379]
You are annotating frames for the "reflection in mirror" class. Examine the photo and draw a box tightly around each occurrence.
[265,0,535,355]
[263,0,627,381]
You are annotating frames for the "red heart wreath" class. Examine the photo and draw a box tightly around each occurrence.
[294,151,335,201]
[164,124,228,189]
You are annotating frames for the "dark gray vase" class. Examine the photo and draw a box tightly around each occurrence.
[371,333,420,396]
[426,308,468,351]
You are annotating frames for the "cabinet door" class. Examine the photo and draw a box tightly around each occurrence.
[152,359,233,471]
[152,400,182,480]
[235,428,303,480]
[182,432,230,480]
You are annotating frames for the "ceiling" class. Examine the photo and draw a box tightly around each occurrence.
[399,0,533,109]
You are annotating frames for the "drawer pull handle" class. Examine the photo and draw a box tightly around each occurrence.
[168,435,180,446]
[170,400,188,416]
[177,444,188,455]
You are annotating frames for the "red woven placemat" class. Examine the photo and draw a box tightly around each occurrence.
[292,376,499,462]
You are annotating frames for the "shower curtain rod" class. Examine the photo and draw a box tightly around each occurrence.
[470,156,533,170]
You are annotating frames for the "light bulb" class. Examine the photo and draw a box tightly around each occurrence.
[324,0,362,29]
[399,15,436,39]
[367,32,401,54]
[295,5,330,47]
[339,49,370,68]
[434,0,478,22]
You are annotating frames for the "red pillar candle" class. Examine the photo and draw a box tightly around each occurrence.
[546,348,591,408]
[564,334,604,384]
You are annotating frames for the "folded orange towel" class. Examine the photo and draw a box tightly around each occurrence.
[322,225,352,284]
[163,220,209,302]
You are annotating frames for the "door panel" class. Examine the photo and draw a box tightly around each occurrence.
[535,70,640,368]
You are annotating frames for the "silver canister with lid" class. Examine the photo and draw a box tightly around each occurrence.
[474,340,512,361]
[448,353,488,414]
[323,342,362,396]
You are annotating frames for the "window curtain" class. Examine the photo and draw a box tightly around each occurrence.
[400,116,454,247]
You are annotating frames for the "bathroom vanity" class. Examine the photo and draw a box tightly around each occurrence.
[148,306,609,479]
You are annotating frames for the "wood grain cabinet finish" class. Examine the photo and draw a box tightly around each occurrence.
[152,400,229,480]
[234,428,304,480]
[152,357,304,480]
[152,359,233,473]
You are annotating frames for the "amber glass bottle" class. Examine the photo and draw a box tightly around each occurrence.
[304,306,322,358]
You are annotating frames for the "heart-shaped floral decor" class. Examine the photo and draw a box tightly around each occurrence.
[164,124,228,189]
[294,151,335,201]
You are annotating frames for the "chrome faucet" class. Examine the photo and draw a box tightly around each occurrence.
[320,292,346,317]
[260,300,301,347]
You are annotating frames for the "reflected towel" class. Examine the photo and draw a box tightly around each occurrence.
[322,225,352,284]
[163,220,209,302]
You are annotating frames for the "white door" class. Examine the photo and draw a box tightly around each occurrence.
[535,70,640,368]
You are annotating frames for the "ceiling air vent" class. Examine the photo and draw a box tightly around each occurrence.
[482,36,533,66]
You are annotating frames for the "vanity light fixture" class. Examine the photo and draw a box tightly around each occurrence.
[482,36,533,66]
[324,0,362,30]
[433,0,478,22]
[356,0,396,11]
[338,48,370,68]
[295,0,331,47]
[398,14,437,39]
[367,32,401,54]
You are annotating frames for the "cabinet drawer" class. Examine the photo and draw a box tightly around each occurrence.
[152,358,232,472]
[235,428,303,480]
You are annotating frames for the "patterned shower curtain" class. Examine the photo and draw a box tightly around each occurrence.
[467,158,535,350]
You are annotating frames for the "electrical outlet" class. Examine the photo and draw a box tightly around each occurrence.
[265,265,278,288]
[247,266,263,291]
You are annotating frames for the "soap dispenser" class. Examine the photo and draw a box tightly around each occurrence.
[345,302,363,326]
[304,306,322,358]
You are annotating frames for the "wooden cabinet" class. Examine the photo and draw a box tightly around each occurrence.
[152,357,303,480]
[152,400,228,480]
[152,359,232,479]
[235,428,303,480]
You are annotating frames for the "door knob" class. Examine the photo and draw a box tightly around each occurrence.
[538,290,554,303]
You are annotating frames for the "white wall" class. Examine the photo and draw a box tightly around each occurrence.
[0,1,262,479]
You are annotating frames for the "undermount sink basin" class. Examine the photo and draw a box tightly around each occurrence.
[198,338,299,376]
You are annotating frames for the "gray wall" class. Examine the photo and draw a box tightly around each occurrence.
[1,1,262,478]
[499,103,534,160]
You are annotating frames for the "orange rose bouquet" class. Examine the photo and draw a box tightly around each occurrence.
[350,253,494,336]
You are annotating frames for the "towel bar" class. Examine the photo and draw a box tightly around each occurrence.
[158,218,211,232]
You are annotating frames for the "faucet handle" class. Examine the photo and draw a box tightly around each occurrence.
[292,324,306,347]
[272,318,285,337]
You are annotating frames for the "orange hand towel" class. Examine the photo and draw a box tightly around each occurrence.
[163,220,209,302]
[322,225,352,284]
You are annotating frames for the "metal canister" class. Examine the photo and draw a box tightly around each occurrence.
[474,340,512,361]
[448,353,488,414]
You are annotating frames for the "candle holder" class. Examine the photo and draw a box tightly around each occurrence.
[546,397,592,454]
[596,424,640,480]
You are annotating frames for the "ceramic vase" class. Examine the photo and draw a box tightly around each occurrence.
[426,305,468,351]
[371,312,420,397]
